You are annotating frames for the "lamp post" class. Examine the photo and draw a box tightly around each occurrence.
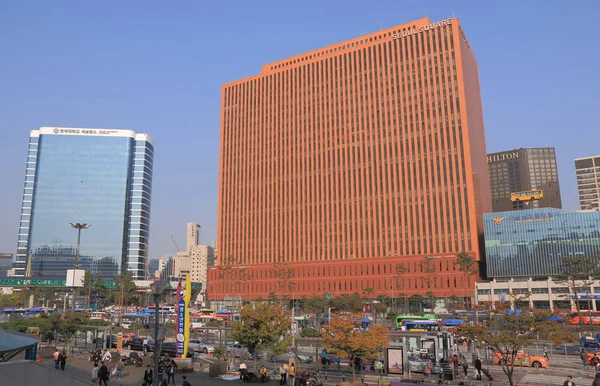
[70,223,91,269]
[69,223,91,310]
[150,281,166,386]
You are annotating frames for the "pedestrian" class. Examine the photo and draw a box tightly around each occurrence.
[143,337,149,355]
[260,365,268,383]
[167,359,177,384]
[239,362,247,381]
[543,345,549,360]
[60,351,67,371]
[460,354,468,377]
[582,350,588,369]
[182,375,192,386]
[102,349,112,363]
[92,362,99,384]
[562,375,576,386]
[98,361,109,386]
[474,357,482,380]
[452,354,459,378]
[593,373,600,386]
[279,363,288,385]
[144,364,154,386]
[321,349,328,366]
[116,357,124,379]
[288,363,295,386]
[53,349,60,370]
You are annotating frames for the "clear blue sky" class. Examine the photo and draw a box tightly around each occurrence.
[1,0,598,261]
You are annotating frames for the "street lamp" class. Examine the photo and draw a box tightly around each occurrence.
[150,281,166,386]
[70,223,91,269]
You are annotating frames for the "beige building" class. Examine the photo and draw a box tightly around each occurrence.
[172,223,215,294]
[475,277,600,311]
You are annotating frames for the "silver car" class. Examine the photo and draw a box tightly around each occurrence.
[270,350,313,363]
[188,339,214,354]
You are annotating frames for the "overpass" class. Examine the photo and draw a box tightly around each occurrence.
[0,277,202,290]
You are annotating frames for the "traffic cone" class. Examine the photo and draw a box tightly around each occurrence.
[36,353,42,363]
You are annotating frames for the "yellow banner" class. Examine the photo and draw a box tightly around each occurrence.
[183,273,192,357]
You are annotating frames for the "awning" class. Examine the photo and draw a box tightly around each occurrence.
[0,330,40,362]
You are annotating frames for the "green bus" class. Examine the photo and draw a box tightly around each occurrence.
[395,314,437,328]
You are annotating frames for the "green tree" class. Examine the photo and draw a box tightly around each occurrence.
[50,311,89,355]
[555,256,596,318]
[454,252,478,308]
[331,293,363,313]
[303,295,329,326]
[232,302,292,367]
[455,299,571,386]
[408,294,424,313]
[322,313,390,381]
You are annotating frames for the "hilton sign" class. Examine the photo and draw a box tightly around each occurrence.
[392,18,453,40]
[487,151,520,163]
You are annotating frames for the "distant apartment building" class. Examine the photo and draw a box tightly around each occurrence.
[0,253,13,277]
[172,223,214,291]
[575,155,600,211]
[487,147,561,212]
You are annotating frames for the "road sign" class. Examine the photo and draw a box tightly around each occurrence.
[325,294,333,300]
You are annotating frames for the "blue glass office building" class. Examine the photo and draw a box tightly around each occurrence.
[15,127,153,280]
[484,208,600,278]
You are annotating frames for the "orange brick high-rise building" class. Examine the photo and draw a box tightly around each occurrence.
[209,17,491,304]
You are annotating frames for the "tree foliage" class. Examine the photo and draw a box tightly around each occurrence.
[555,256,595,314]
[321,313,390,381]
[232,302,292,359]
[454,300,572,386]
[49,311,90,355]
[330,293,363,313]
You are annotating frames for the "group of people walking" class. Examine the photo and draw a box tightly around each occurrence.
[90,350,124,385]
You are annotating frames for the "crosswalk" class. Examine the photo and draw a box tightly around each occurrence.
[519,373,589,385]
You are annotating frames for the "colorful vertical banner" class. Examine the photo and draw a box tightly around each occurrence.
[176,281,185,357]
[183,273,192,358]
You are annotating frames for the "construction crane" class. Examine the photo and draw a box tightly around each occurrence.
[170,234,180,252]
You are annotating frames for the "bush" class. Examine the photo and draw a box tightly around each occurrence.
[300,327,320,337]
[212,347,228,361]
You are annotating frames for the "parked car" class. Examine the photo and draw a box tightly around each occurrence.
[161,342,194,358]
[226,343,262,359]
[188,339,214,354]
[493,352,548,368]
[124,337,154,352]
[270,350,313,363]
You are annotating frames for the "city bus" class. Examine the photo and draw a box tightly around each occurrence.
[395,314,437,328]
[510,190,544,202]
[190,314,221,331]
[403,320,440,332]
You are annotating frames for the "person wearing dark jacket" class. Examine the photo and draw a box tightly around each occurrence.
[562,375,575,386]
[59,352,67,371]
[98,361,109,386]
[474,357,482,380]
[592,372,600,386]
[144,365,154,386]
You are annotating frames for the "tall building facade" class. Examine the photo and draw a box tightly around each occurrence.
[209,17,491,301]
[15,127,154,280]
[483,208,600,278]
[0,253,13,277]
[487,147,561,212]
[575,155,600,211]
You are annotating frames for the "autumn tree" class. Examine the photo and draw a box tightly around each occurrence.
[454,252,478,308]
[232,302,292,367]
[455,299,572,386]
[322,313,390,381]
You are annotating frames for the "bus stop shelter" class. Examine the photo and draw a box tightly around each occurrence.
[0,330,40,362]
